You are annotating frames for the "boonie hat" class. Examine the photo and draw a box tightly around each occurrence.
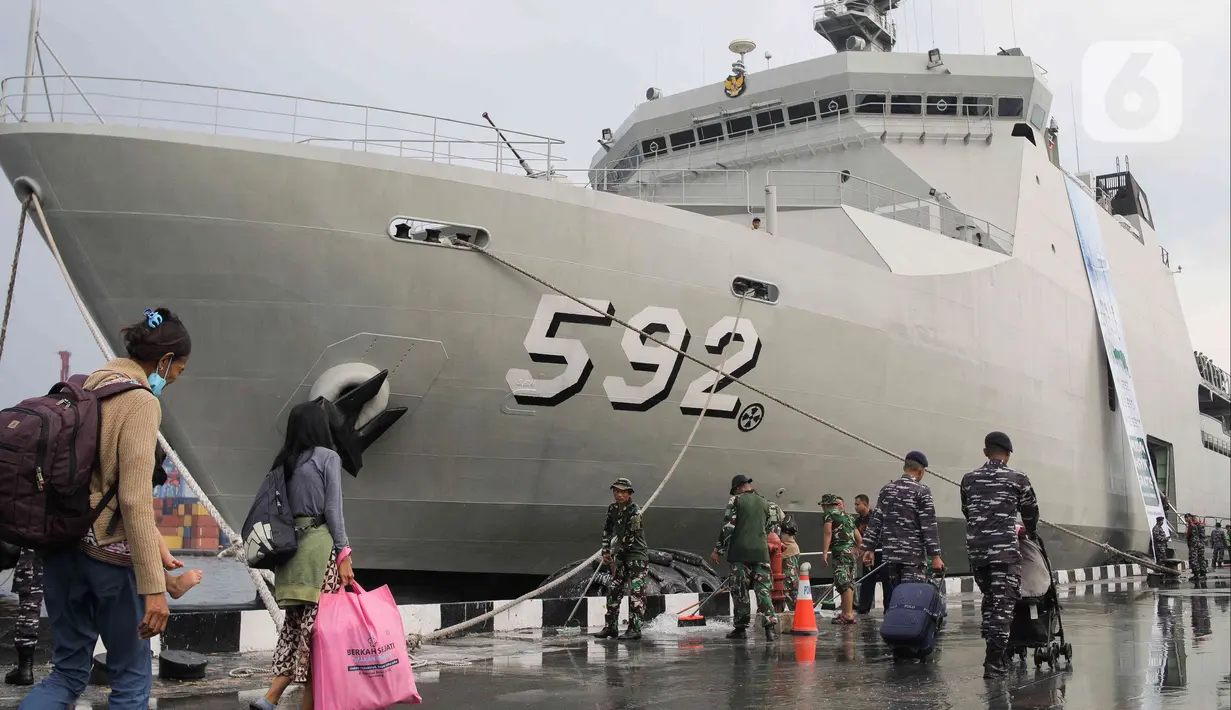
[820,493,841,506]
[610,477,634,492]
[904,450,929,468]
[730,474,752,494]
[984,431,1013,453]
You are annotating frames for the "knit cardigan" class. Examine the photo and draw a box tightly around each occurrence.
[82,358,166,595]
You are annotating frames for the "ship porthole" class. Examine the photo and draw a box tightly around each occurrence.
[310,362,391,429]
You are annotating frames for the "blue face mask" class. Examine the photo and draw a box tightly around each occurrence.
[149,356,173,397]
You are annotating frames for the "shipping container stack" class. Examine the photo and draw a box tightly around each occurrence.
[152,459,228,552]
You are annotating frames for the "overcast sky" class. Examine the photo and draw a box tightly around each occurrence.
[0,0,1226,407]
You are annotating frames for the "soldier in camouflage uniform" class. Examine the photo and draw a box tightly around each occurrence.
[1151,517,1170,565]
[595,478,650,640]
[1184,514,1207,580]
[1212,522,1226,568]
[860,451,945,608]
[4,549,42,686]
[820,494,861,624]
[779,514,801,608]
[960,431,1039,679]
[710,474,779,640]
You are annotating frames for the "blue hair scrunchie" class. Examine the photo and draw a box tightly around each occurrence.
[144,308,163,329]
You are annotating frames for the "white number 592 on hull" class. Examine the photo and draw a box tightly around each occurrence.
[505,295,762,418]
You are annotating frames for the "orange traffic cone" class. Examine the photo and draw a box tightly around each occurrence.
[790,562,819,636]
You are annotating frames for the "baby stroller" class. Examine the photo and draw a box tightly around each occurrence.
[1008,532,1072,668]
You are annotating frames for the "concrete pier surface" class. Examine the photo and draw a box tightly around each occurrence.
[1,571,1227,709]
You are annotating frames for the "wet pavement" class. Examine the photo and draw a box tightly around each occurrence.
[1,571,1228,709]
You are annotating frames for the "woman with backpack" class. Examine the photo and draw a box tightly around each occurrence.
[251,398,355,710]
[20,308,192,710]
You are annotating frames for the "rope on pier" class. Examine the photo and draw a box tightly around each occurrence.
[19,193,284,629]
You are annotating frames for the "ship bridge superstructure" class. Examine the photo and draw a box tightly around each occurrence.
[586,6,1060,257]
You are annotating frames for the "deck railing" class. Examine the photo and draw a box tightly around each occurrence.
[767,169,1015,254]
[548,169,752,211]
[1196,352,1230,398]
[0,74,565,175]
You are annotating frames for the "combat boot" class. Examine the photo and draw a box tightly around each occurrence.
[593,627,618,640]
[726,627,748,640]
[982,647,1008,679]
[764,624,779,642]
[4,649,34,686]
[617,629,641,641]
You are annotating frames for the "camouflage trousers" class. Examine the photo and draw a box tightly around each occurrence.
[604,559,649,632]
[12,549,43,651]
[731,562,777,628]
[1188,542,1207,575]
[830,549,856,593]
[782,555,800,606]
[973,563,1021,652]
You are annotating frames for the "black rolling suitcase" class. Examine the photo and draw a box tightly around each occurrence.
[880,582,945,658]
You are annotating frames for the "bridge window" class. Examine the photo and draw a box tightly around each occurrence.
[890,94,923,115]
[819,94,850,120]
[962,96,993,117]
[1029,104,1047,129]
[787,101,818,125]
[697,122,725,145]
[855,93,887,115]
[726,115,754,138]
[756,108,785,131]
[927,94,958,116]
[669,129,697,150]
[641,136,668,157]
[997,97,1024,118]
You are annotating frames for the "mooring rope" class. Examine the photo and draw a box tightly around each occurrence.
[457,241,1180,579]
[23,193,285,627]
[405,291,751,650]
[0,197,31,363]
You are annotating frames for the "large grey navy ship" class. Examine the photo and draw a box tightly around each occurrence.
[1,1,1227,576]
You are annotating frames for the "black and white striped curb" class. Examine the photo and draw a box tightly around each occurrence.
[143,561,1178,654]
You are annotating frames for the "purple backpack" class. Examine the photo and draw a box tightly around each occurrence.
[0,375,149,550]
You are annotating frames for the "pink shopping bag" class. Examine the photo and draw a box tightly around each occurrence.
[313,582,422,708]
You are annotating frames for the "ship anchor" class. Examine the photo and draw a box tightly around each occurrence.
[315,368,407,477]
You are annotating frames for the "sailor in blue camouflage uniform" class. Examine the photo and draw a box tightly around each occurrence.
[710,474,779,640]
[4,549,43,686]
[1151,517,1170,565]
[595,478,650,641]
[860,451,945,605]
[960,431,1040,679]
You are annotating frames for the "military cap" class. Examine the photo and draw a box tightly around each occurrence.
[610,477,634,492]
[819,493,841,506]
[904,450,929,468]
[984,431,1013,453]
[729,474,753,493]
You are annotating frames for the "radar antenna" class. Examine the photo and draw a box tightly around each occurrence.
[728,38,756,77]
[813,0,903,53]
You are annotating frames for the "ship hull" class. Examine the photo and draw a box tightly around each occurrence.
[0,123,1216,574]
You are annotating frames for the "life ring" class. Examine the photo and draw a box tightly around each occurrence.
[309,362,390,429]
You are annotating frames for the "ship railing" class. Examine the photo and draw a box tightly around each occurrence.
[766,169,1015,255]
[1196,353,1230,398]
[0,74,566,175]
[547,168,752,211]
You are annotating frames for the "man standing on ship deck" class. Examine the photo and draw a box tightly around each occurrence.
[960,431,1040,679]
[711,475,779,640]
[595,478,649,641]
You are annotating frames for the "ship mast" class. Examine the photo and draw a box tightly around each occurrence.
[21,0,41,121]
[813,0,902,53]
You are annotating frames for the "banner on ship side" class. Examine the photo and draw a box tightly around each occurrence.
[1063,174,1169,535]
